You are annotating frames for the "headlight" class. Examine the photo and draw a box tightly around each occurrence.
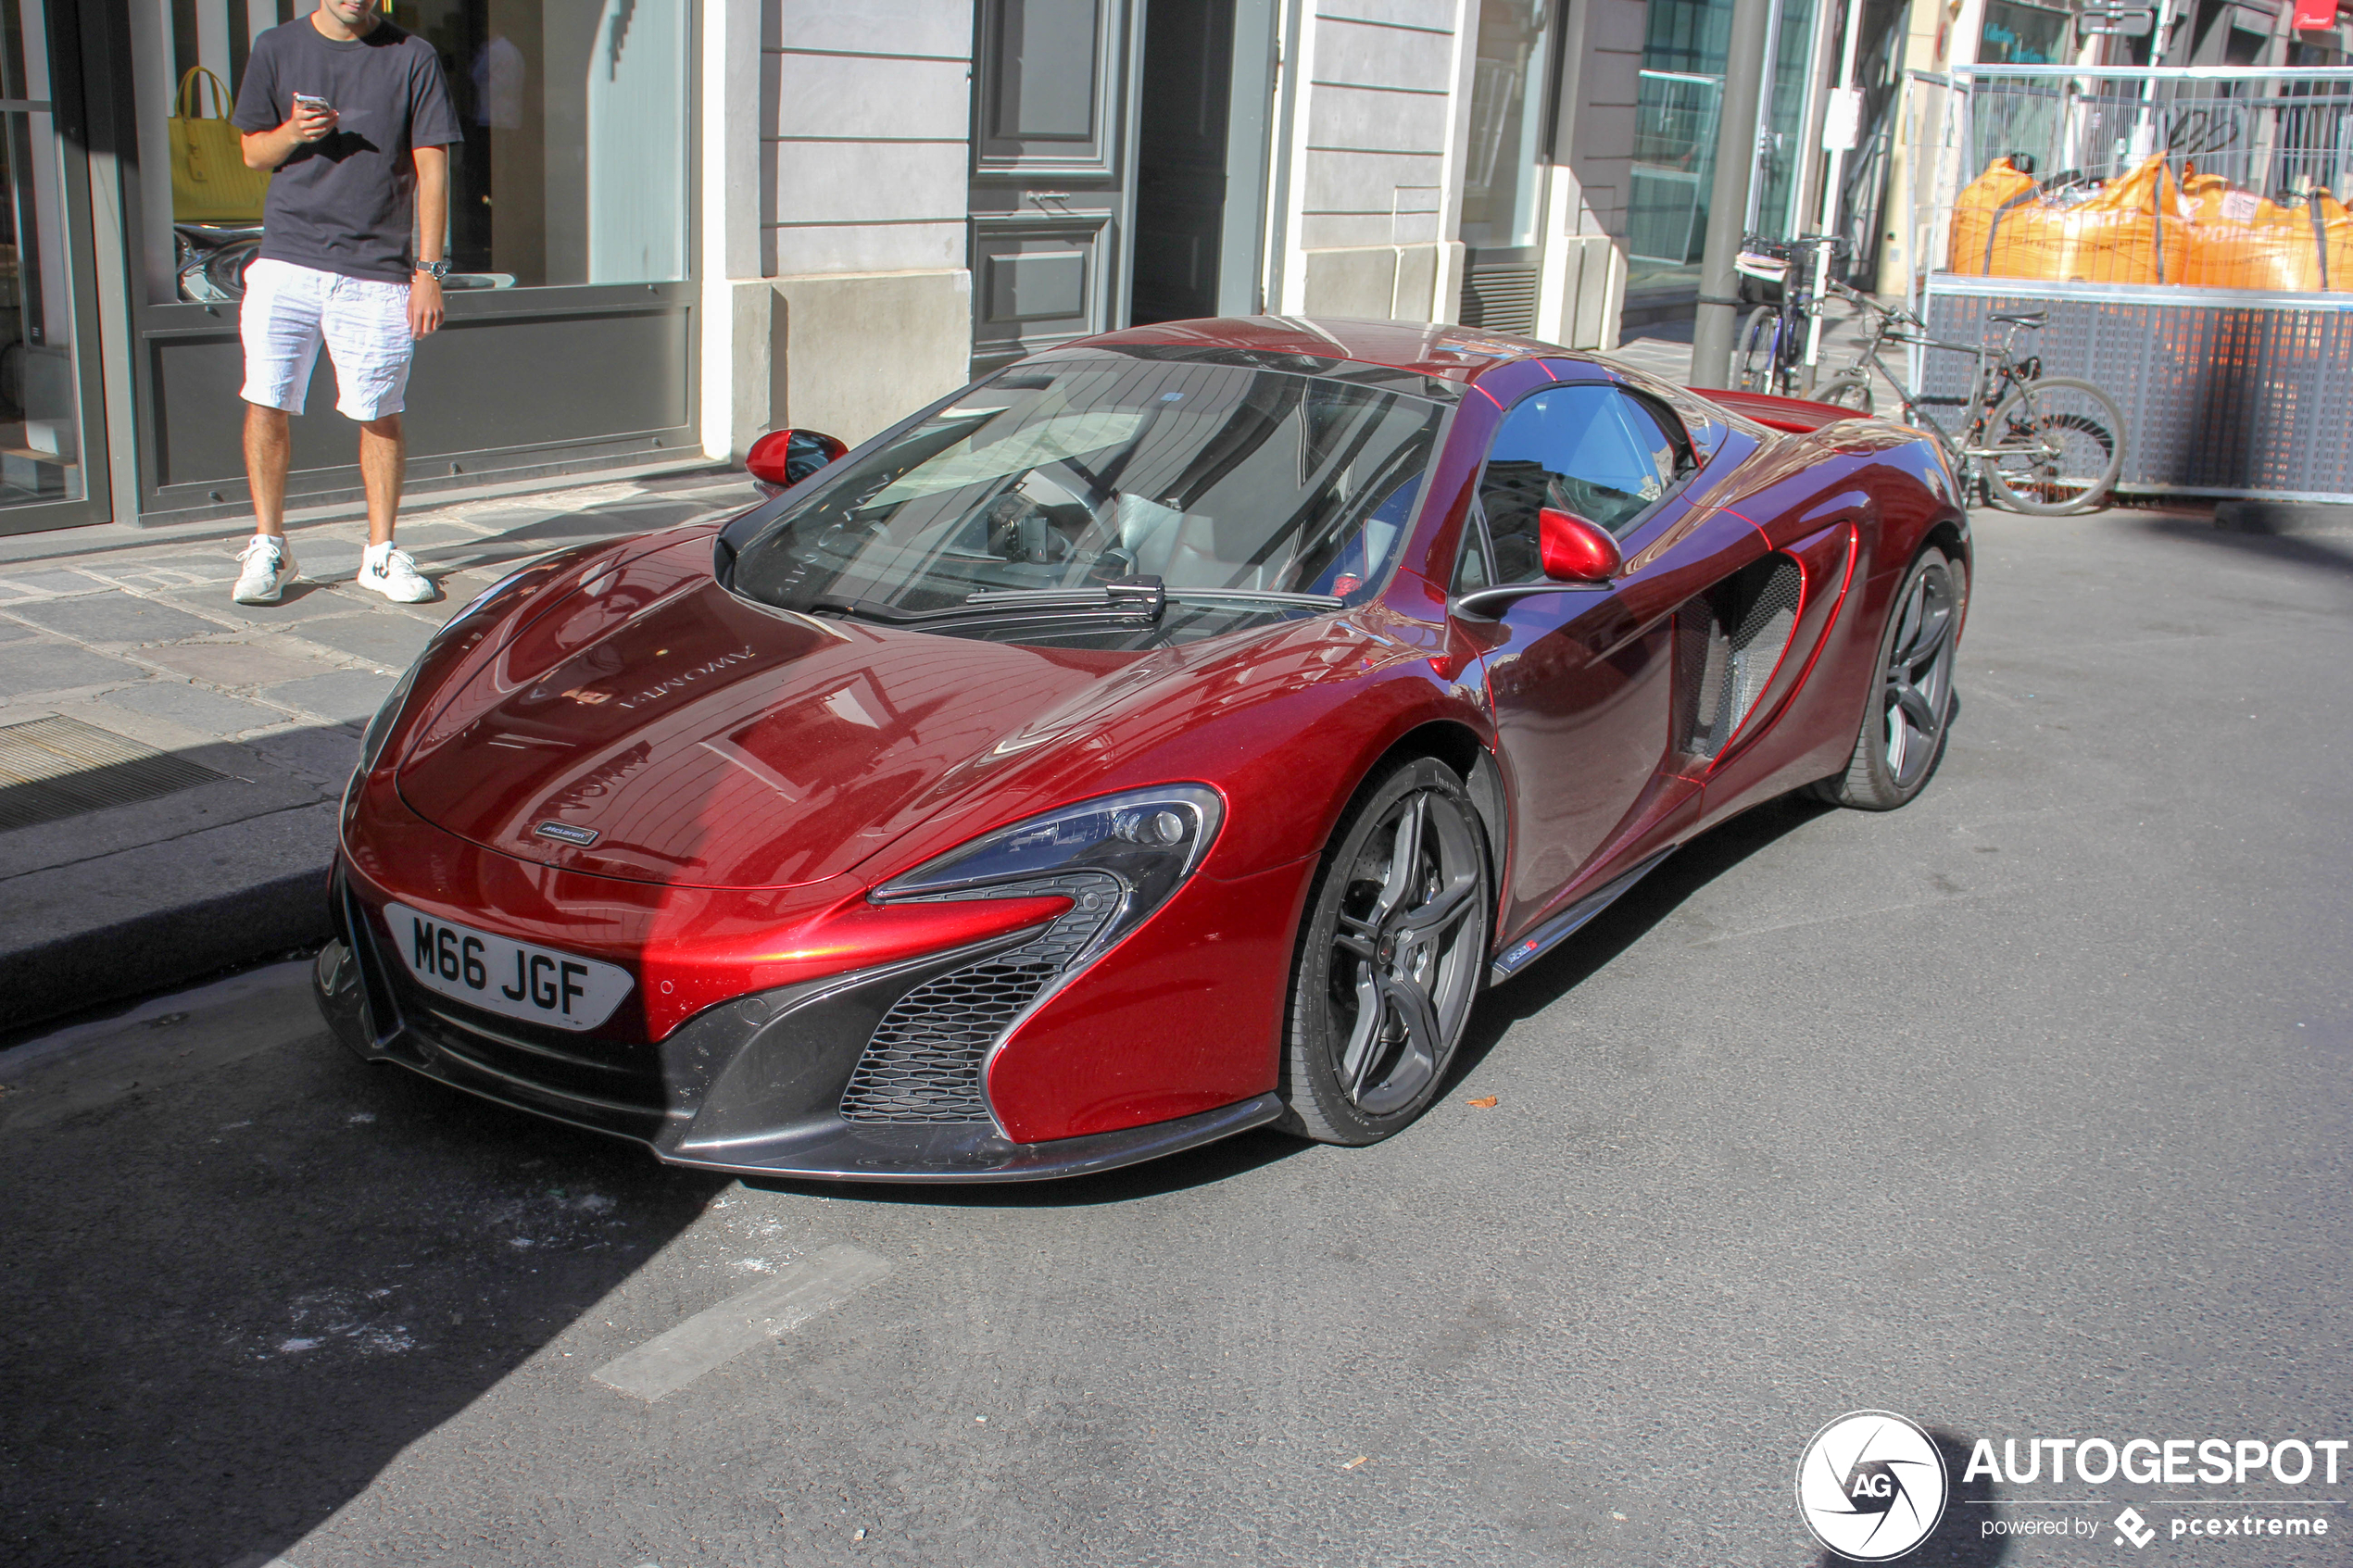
[872,784,1223,958]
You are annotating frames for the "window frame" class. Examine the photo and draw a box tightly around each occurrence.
[1462,380,1702,590]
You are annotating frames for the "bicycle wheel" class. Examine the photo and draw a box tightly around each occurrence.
[1982,376,2126,515]
[1735,307,1780,395]
[1815,370,1875,417]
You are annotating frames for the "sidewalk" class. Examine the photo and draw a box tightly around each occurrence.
[0,465,759,1035]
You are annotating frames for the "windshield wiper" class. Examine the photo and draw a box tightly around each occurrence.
[813,576,1169,630]
[970,582,1343,611]
[811,575,1342,633]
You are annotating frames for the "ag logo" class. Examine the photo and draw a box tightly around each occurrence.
[1796,1411,1950,1561]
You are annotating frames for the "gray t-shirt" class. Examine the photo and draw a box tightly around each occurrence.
[231,19,462,284]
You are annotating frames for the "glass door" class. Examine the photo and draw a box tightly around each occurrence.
[0,0,107,536]
[1457,0,1558,336]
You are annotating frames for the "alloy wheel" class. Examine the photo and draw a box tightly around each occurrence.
[1324,786,1485,1117]
[1881,559,1957,790]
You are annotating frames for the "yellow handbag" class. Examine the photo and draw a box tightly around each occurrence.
[170,66,272,224]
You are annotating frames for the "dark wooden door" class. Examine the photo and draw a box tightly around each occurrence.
[969,0,1136,376]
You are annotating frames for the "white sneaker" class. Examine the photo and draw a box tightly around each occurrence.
[232,534,298,604]
[357,541,434,604]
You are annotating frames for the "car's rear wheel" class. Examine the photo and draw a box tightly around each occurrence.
[1281,758,1492,1146]
[1812,547,1965,810]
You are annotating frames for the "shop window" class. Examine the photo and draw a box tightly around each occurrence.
[0,2,82,505]
[1460,0,1555,251]
[1979,0,2072,66]
[137,0,687,301]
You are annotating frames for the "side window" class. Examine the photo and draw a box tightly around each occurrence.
[1478,384,1693,582]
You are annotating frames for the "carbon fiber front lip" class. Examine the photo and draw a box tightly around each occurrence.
[657,1093,1287,1184]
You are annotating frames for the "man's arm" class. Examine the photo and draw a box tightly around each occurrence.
[409,144,449,337]
[242,100,336,169]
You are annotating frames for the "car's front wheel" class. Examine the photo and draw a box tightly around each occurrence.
[1281,758,1492,1146]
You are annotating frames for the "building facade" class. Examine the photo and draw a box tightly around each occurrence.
[7,0,1669,539]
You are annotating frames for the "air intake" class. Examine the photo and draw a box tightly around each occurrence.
[837,872,1122,1123]
[1676,555,1803,759]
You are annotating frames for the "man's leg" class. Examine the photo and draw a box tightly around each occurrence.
[233,261,321,604]
[324,276,433,602]
[245,405,293,538]
[358,413,404,547]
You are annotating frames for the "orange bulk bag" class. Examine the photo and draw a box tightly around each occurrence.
[1947,157,2041,275]
[1950,156,2183,284]
[2178,174,2353,292]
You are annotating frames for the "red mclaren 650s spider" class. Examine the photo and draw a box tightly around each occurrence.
[314,317,1969,1182]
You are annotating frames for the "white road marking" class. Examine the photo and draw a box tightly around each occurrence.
[591,1244,892,1401]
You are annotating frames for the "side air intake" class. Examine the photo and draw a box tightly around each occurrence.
[1675,555,1803,760]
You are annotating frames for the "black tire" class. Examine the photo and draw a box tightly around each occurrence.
[1280,758,1492,1146]
[1815,370,1876,417]
[1811,548,1966,811]
[1982,376,2125,515]
[1735,307,1780,395]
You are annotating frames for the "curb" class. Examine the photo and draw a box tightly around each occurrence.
[0,863,333,1037]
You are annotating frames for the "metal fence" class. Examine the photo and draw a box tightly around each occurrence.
[1957,67,2353,202]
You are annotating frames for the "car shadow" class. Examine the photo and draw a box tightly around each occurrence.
[0,986,724,1567]
[1441,791,1839,1095]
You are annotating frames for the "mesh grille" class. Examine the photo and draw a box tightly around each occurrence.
[1679,556,1804,759]
[837,873,1123,1124]
[1723,557,1803,735]
[0,716,226,832]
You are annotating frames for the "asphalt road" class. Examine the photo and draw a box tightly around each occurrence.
[5,506,2349,1568]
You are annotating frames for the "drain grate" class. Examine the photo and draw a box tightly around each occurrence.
[0,714,229,832]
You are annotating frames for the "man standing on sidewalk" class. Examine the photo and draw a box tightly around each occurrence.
[227,0,461,606]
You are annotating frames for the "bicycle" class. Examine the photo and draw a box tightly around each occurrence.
[1812,282,2127,516]
[1731,233,1848,399]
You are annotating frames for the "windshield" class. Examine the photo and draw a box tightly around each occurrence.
[726,356,1448,646]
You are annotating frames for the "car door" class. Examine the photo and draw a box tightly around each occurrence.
[1459,378,1768,941]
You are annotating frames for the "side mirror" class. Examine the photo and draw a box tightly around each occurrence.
[746,428,847,495]
[1538,507,1622,583]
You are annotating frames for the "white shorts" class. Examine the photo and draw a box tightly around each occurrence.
[239,258,414,421]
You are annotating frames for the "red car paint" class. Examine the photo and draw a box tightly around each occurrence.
[330,316,1967,1170]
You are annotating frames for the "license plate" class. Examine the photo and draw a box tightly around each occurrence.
[384,902,634,1032]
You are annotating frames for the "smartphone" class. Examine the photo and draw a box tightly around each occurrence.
[294,92,333,114]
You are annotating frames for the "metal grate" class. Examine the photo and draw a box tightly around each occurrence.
[838,872,1123,1124]
[1922,282,2353,498]
[1676,557,1804,759]
[1460,262,1542,337]
[0,714,227,832]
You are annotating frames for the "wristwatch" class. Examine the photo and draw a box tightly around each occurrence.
[414,258,450,280]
